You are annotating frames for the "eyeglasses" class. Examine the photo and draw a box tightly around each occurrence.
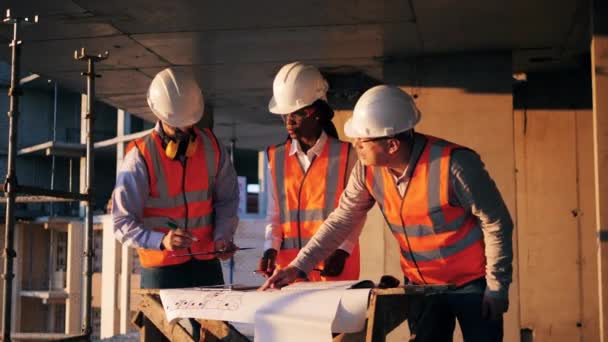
[354,131,414,144]
[280,107,315,121]
[355,136,392,144]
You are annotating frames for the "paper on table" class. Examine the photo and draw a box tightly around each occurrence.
[160,288,274,324]
[254,288,345,342]
[332,289,371,332]
[159,281,372,342]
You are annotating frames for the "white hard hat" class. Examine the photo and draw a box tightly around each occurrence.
[268,62,329,114]
[344,85,421,138]
[147,68,205,127]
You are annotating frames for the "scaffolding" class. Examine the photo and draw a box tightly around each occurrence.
[1,9,108,342]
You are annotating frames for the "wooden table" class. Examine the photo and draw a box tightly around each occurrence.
[132,285,450,342]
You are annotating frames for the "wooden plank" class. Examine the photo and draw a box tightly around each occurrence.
[198,319,251,342]
[11,333,87,341]
[0,195,75,203]
[365,291,380,342]
[137,294,193,342]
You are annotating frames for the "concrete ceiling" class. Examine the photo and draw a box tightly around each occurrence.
[0,0,591,150]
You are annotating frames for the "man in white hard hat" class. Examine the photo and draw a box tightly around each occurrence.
[262,85,513,341]
[257,62,363,281]
[112,67,239,288]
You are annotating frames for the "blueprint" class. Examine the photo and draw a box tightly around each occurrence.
[159,281,372,342]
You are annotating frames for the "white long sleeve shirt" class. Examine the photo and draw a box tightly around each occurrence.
[264,131,363,254]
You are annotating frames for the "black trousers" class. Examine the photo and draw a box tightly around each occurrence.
[140,258,225,341]
[406,278,503,342]
[140,258,224,289]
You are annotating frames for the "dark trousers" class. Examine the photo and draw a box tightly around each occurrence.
[140,258,225,289]
[406,278,503,342]
[141,258,224,341]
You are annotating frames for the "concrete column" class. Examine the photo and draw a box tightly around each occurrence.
[119,246,132,334]
[100,108,135,337]
[117,109,133,334]
[100,215,119,338]
[65,221,83,334]
[591,1,608,340]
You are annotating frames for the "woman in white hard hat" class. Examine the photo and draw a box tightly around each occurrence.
[112,67,239,288]
[263,85,513,342]
[257,62,363,281]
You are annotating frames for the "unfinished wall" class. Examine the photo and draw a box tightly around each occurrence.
[514,71,598,342]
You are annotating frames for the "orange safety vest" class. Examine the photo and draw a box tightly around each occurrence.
[365,134,485,286]
[130,128,220,268]
[267,136,360,281]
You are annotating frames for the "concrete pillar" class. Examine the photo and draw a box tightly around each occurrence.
[591,1,608,340]
[100,108,135,337]
[65,221,83,334]
[119,246,132,334]
[117,109,133,334]
[100,215,119,338]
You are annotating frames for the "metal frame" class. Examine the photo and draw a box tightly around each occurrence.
[1,10,38,342]
[74,47,109,338]
[1,9,109,340]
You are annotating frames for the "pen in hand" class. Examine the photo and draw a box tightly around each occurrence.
[167,220,198,242]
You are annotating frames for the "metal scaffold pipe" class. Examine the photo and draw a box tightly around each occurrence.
[74,47,109,338]
[1,9,38,342]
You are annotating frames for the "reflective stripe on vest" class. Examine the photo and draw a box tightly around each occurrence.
[367,134,485,286]
[400,224,482,261]
[269,136,360,281]
[141,130,216,230]
[135,128,219,268]
[273,139,345,227]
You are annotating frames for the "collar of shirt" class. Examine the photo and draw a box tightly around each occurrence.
[391,167,409,185]
[389,133,426,186]
[289,131,328,159]
[154,121,162,133]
